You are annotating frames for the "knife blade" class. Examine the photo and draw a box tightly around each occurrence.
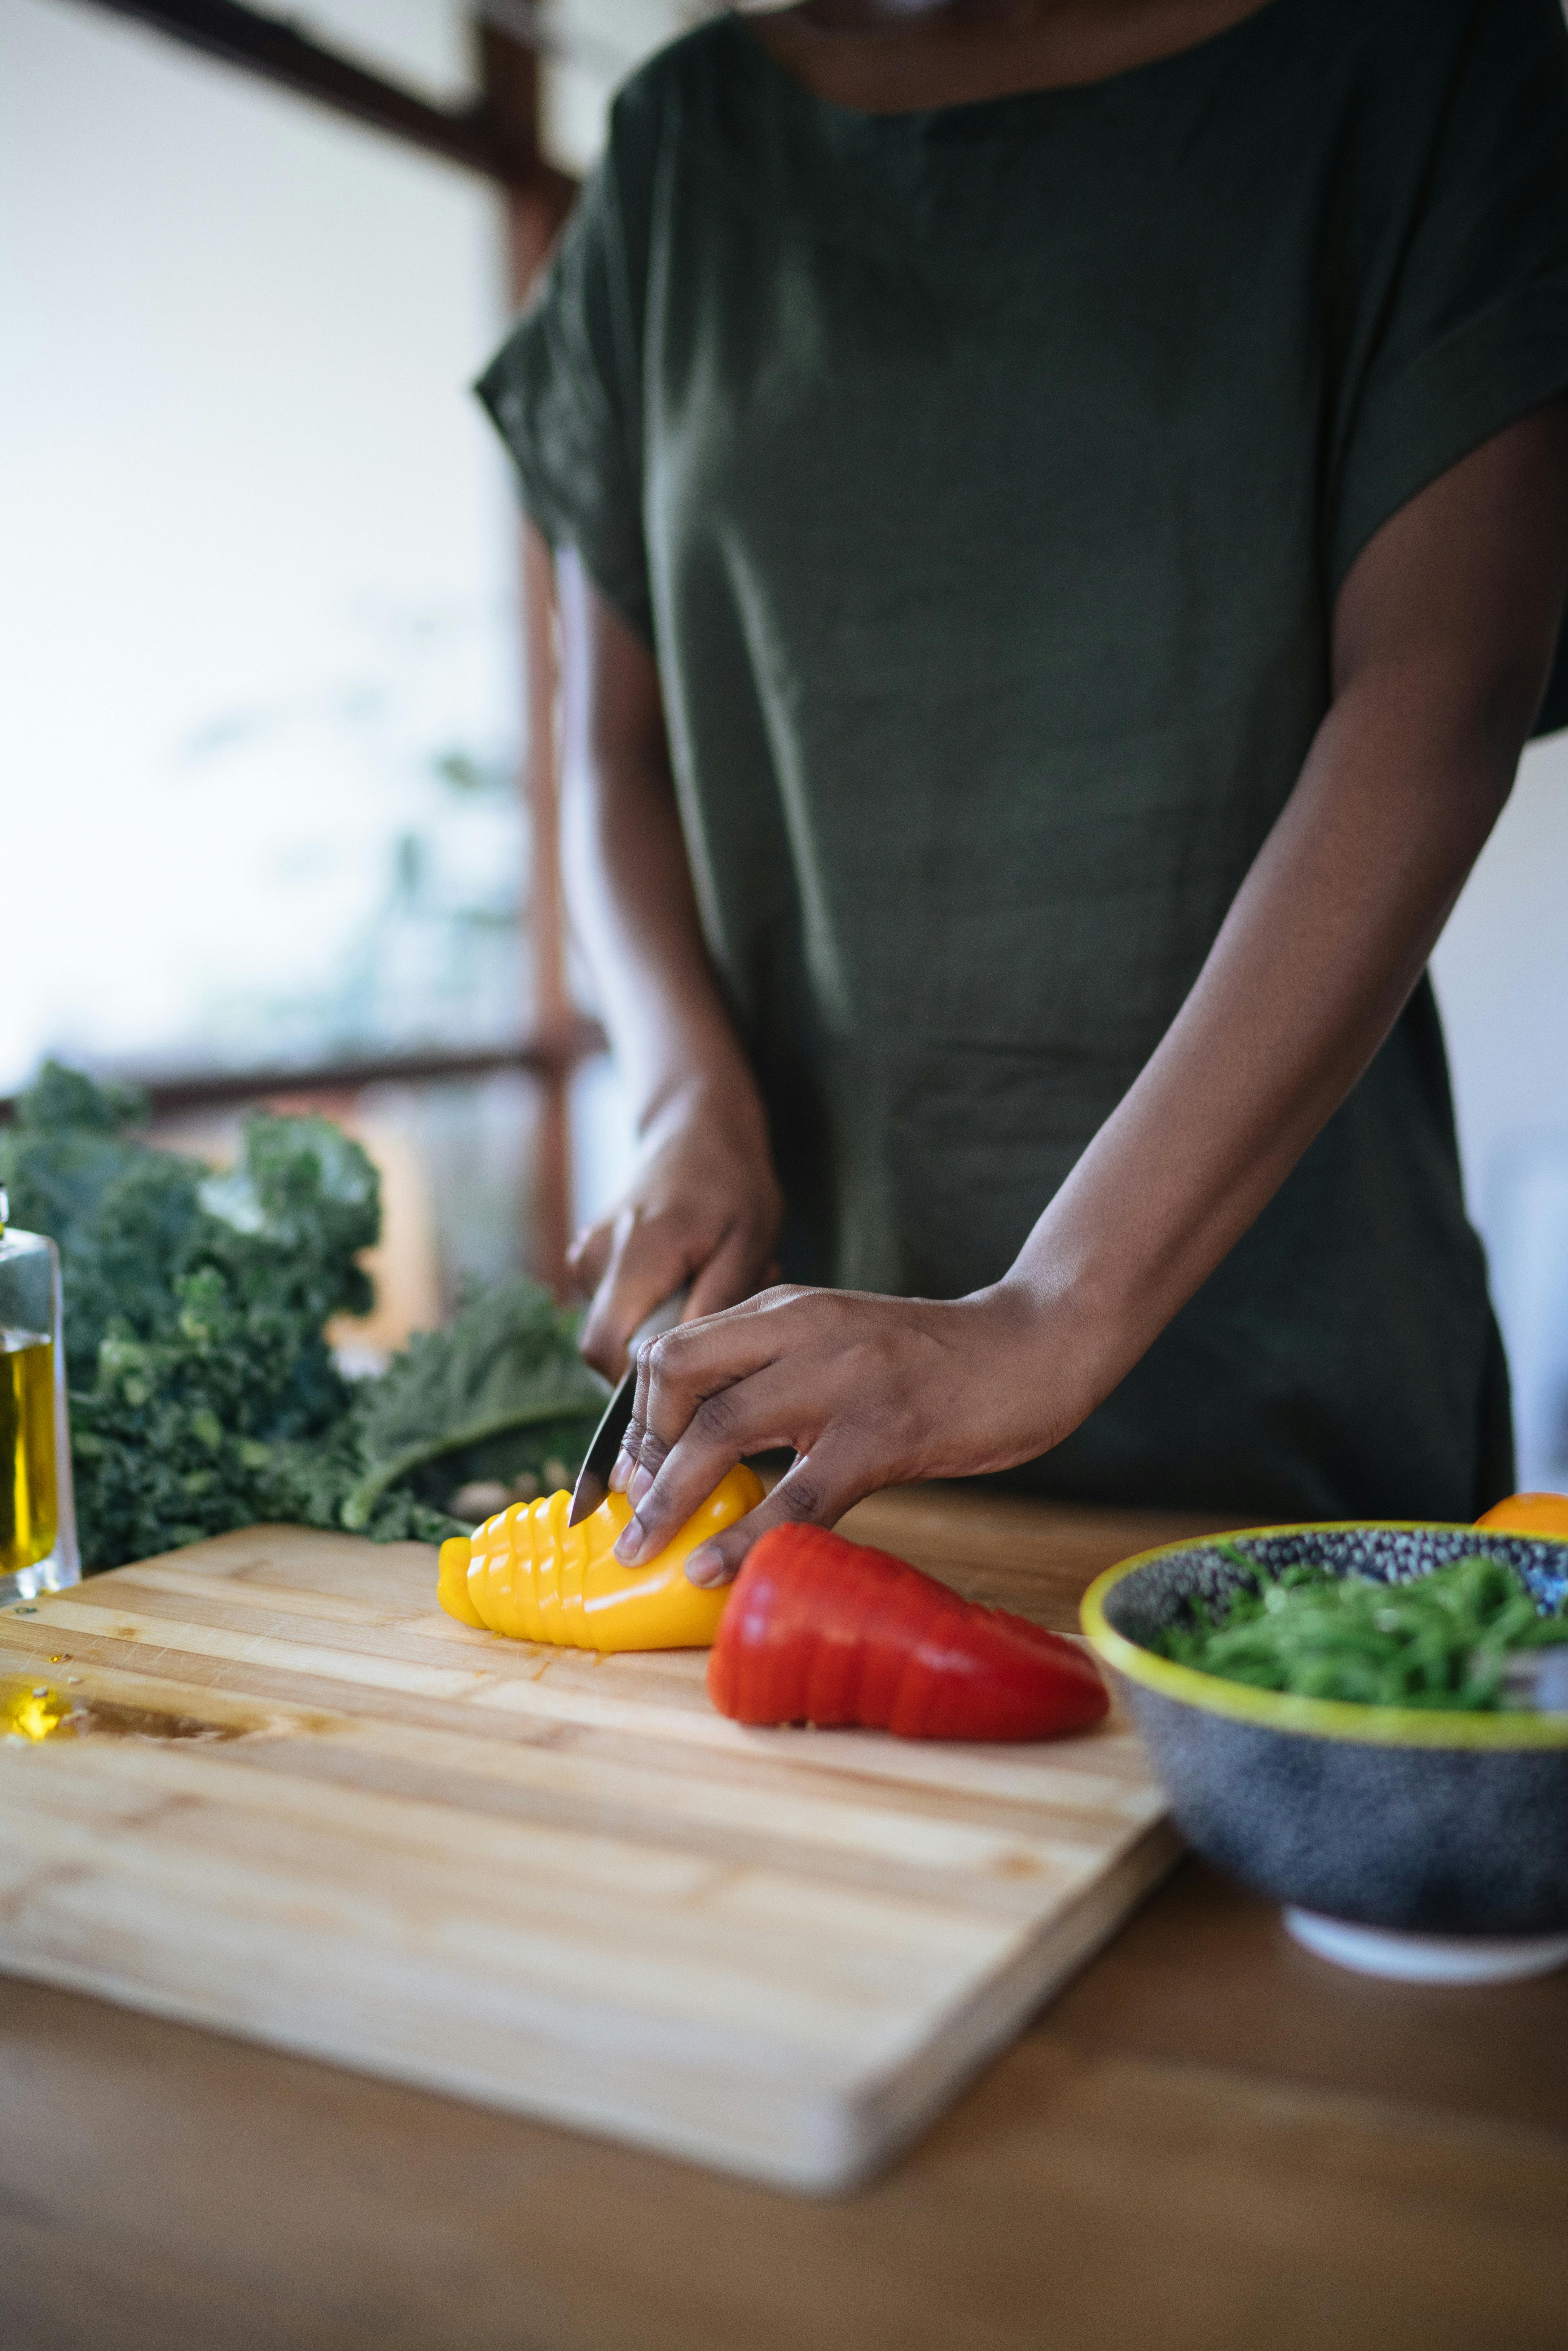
[567,1287,691,1527]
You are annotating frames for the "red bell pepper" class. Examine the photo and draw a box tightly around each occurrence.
[707,1522,1109,1741]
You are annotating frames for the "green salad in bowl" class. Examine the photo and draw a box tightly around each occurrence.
[1082,1522,1568,1981]
[1154,1546,1568,1711]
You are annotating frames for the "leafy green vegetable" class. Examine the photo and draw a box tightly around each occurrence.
[333,1276,605,1529]
[1156,1552,1568,1710]
[0,1062,606,1569]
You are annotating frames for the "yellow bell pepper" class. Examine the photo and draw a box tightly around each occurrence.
[436,1462,764,1651]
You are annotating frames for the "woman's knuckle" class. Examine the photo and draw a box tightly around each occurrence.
[693,1388,740,1442]
[777,1466,831,1521]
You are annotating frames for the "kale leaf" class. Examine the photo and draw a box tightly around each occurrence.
[1,1063,606,1569]
[334,1276,605,1530]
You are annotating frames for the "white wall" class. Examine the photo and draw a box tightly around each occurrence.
[1433,730,1568,1485]
[0,0,528,1090]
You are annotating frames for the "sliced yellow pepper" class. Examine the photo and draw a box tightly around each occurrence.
[436,1463,764,1652]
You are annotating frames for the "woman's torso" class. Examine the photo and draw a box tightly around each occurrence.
[483,0,1568,1513]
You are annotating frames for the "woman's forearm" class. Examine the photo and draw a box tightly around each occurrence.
[556,549,766,1151]
[555,548,784,1365]
[1002,405,1568,1409]
[1002,652,1523,1402]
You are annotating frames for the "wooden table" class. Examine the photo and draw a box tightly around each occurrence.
[2,1491,1565,2351]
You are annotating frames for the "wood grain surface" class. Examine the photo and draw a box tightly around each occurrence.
[0,1490,1561,2351]
[838,1484,1252,1626]
[0,1503,1184,2193]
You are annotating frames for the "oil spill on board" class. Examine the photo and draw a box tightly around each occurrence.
[2,1679,245,1747]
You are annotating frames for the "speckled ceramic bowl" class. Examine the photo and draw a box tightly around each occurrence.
[1081,1526,1568,1966]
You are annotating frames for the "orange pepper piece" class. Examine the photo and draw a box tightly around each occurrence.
[437,1464,765,1651]
[1475,1491,1568,1539]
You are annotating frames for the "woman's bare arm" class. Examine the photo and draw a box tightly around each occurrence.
[557,550,783,1376]
[606,402,1568,1582]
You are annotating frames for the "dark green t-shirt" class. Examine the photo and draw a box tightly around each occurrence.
[478,0,1568,1520]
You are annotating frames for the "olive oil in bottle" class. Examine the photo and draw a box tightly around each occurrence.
[2,1327,58,1578]
[0,1186,78,1602]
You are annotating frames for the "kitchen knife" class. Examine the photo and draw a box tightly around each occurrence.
[568,1286,691,1527]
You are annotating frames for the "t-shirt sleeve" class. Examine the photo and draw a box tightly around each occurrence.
[475,123,654,645]
[1331,0,1568,733]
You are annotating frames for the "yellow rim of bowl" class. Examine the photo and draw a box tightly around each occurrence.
[1080,1521,1568,1750]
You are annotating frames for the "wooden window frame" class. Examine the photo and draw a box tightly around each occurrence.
[37,0,589,1292]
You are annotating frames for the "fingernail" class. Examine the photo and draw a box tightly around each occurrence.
[614,1520,646,1564]
[685,1544,727,1587]
[628,1465,654,1510]
[608,1449,632,1493]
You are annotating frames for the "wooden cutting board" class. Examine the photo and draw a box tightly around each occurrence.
[0,1502,1188,2192]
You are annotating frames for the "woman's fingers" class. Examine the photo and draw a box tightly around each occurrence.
[583,1207,776,1384]
[573,1161,784,1380]
[613,1290,910,1569]
[565,1216,612,1299]
[578,1207,699,1379]
[682,1217,774,1323]
[617,1359,796,1550]
[684,1452,860,1587]
[612,1295,803,1542]
[611,1293,784,1507]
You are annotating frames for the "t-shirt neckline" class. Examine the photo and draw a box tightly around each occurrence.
[726,0,1298,125]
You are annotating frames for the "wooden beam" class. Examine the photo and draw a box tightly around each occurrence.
[519,519,577,1296]
[72,0,574,205]
[0,1028,606,1129]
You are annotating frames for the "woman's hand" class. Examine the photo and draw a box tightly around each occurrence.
[608,1279,1108,1586]
[555,553,787,1377]
[569,1085,784,1379]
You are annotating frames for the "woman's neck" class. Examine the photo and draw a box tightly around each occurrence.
[741,0,1279,112]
